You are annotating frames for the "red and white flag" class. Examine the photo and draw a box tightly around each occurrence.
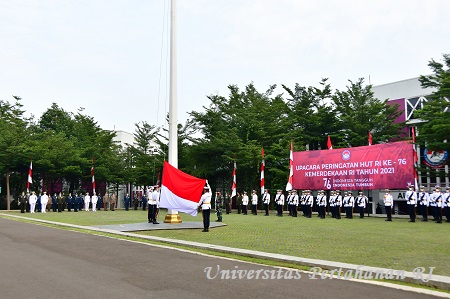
[327,135,333,150]
[260,148,265,195]
[411,127,419,190]
[91,157,96,194]
[231,159,237,198]
[285,141,293,191]
[368,131,373,146]
[27,161,33,192]
[159,160,206,216]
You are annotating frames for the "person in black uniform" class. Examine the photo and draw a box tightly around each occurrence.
[18,191,28,213]
[124,193,131,211]
[66,193,73,212]
[51,193,58,212]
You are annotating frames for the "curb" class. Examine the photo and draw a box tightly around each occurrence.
[1,212,449,291]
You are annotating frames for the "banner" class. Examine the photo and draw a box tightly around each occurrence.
[293,141,414,190]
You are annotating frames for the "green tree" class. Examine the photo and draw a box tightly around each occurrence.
[416,54,450,152]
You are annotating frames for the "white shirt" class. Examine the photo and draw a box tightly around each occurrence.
[29,194,37,204]
[151,190,160,206]
[317,195,327,207]
[292,194,299,206]
[405,190,417,205]
[41,194,49,204]
[91,195,98,204]
[384,193,394,207]
[433,191,443,208]
[335,195,342,207]
[262,193,270,204]
[199,192,212,210]
[275,193,284,205]
[242,195,249,205]
[418,191,429,206]
[357,195,367,208]
[84,195,91,203]
[251,194,258,205]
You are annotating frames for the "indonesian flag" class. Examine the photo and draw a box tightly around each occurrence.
[91,157,96,194]
[285,141,293,191]
[260,148,265,195]
[327,135,333,150]
[411,127,418,190]
[368,131,373,146]
[27,161,32,192]
[231,159,237,198]
[159,160,206,216]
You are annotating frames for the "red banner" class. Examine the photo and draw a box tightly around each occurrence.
[293,141,414,190]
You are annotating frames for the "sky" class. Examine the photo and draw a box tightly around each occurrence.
[1,0,449,135]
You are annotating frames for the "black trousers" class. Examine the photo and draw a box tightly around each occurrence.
[386,206,392,220]
[276,204,283,216]
[225,203,231,214]
[408,204,416,221]
[445,207,450,222]
[202,209,210,229]
[434,207,442,222]
[252,204,257,215]
[336,206,341,219]
[420,205,427,220]
[292,206,298,217]
[20,202,26,213]
[242,205,247,215]
[264,203,269,215]
[359,206,365,218]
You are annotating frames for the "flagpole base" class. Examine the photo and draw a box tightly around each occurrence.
[164,213,182,223]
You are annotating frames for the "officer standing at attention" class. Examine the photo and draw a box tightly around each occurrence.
[443,187,450,223]
[97,193,102,211]
[242,191,249,215]
[18,191,28,213]
[292,190,299,217]
[40,191,49,213]
[110,193,117,211]
[305,190,313,218]
[429,187,437,221]
[316,190,327,219]
[91,192,98,212]
[335,190,342,220]
[329,191,336,218]
[225,193,231,214]
[275,190,285,217]
[147,187,154,222]
[150,186,160,224]
[251,190,258,215]
[343,191,350,218]
[84,192,91,211]
[300,190,306,216]
[141,191,147,211]
[405,185,417,222]
[418,186,429,221]
[73,193,80,212]
[29,191,37,213]
[51,193,58,212]
[384,189,394,221]
[236,192,243,214]
[199,185,212,232]
[103,192,109,211]
[262,189,270,216]
[133,192,139,210]
[348,191,355,219]
[433,186,443,224]
[356,191,368,218]
[286,190,293,216]
[215,191,223,222]
[66,193,73,212]
[57,192,64,212]
[124,193,131,211]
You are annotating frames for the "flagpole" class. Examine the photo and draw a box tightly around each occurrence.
[260,148,265,195]
[165,0,182,223]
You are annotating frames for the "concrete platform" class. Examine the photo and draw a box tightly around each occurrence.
[92,221,227,232]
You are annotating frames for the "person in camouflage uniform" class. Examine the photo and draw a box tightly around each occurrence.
[215,191,223,222]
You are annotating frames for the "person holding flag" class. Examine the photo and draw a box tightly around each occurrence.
[199,183,212,232]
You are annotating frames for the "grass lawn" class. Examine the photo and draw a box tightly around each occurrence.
[2,208,450,276]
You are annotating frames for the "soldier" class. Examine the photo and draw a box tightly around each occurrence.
[429,187,437,221]
[225,193,231,214]
[57,192,64,212]
[291,190,299,217]
[236,192,242,214]
[66,193,73,212]
[141,191,147,211]
[251,190,258,215]
[96,193,102,211]
[110,193,116,211]
[36,192,41,213]
[215,191,223,222]
[73,193,80,212]
[329,191,336,218]
[262,189,270,216]
[405,185,417,222]
[241,191,249,215]
[356,191,368,218]
[343,191,350,218]
[275,190,284,216]
[444,186,450,223]
[29,191,37,213]
[384,189,394,221]
[91,192,98,212]
[18,191,28,213]
[40,191,49,213]
[150,186,160,224]
[124,193,131,211]
[103,192,109,211]
[305,190,314,218]
[335,190,342,220]
[147,187,154,222]
[300,190,307,216]
[418,186,429,221]
[133,192,139,210]
[51,193,58,212]
[199,185,212,232]
[345,191,355,219]
[316,190,327,219]
[433,186,443,224]
[286,190,293,216]
[84,192,91,211]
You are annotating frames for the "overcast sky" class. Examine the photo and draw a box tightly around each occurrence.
[1,0,449,134]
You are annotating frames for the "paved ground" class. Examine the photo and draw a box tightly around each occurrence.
[93,221,226,232]
[0,218,446,299]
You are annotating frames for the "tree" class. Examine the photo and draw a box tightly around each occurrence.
[416,54,450,152]
[332,78,404,147]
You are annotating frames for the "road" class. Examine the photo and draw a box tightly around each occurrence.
[0,217,443,299]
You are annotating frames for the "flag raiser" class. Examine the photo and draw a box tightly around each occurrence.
[159,160,207,216]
